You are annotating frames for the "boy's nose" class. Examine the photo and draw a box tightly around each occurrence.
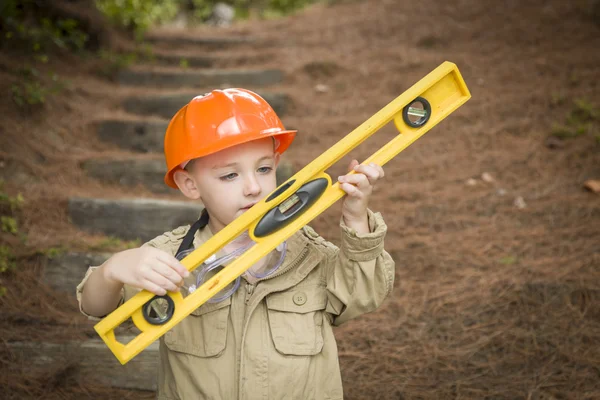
[243,175,262,197]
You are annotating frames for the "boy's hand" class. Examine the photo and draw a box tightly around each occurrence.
[103,247,190,296]
[338,159,385,234]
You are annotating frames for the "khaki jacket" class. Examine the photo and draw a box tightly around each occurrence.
[77,210,395,400]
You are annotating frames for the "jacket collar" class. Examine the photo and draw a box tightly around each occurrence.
[192,225,323,292]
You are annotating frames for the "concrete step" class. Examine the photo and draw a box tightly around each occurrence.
[145,33,253,48]
[154,53,214,68]
[68,198,201,242]
[95,119,168,153]
[122,91,289,119]
[9,337,157,391]
[82,157,171,194]
[82,156,296,194]
[117,68,283,88]
[153,52,275,69]
[44,252,111,294]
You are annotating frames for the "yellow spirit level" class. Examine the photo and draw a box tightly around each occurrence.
[95,61,471,364]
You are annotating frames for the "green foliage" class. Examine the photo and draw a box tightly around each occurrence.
[550,98,599,141]
[1,2,80,109]
[0,180,22,297]
[95,0,180,38]
[91,236,141,251]
[499,255,517,265]
[550,92,566,107]
[0,245,16,297]
[1,217,18,235]
[43,246,66,259]
[0,187,24,213]
[97,49,138,77]
[11,67,67,108]
[270,0,317,13]
[96,45,156,78]
[0,246,16,273]
[95,0,319,33]
[0,181,25,240]
[2,3,89,54]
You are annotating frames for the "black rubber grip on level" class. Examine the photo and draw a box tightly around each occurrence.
[254,178,329,238]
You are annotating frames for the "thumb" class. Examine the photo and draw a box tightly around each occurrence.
[347,159,359,172]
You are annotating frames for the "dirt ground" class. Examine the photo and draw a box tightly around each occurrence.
[1,0,599,398]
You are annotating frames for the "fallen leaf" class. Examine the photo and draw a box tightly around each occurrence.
[315,84,329,93]
[514,196,527,209]
[482,172,494,183]
[584,180,600,193]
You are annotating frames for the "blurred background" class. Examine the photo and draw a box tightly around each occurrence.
[0,0,599,398]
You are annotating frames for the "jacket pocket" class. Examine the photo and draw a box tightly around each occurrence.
[266,285,327,356]
[164,297,230,357]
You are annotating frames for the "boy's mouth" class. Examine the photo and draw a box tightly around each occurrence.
[241,203,257,211]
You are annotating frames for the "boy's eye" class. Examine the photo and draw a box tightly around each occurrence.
[257,166,273,174]
[220,173,238,181]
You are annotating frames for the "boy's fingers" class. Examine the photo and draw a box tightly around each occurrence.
[157,252,190,278]
[354,164,381,184]
[151,262,185,286]
[365,162,385,178]
[148,271,179,293]
[142,279,167,296]
[339,173,370,188]
[340,182,363,197]
[347,159,359,172]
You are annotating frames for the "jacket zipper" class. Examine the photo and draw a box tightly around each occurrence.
[238,245,311,399]
[258,246,309,282]
[243,247,309,304]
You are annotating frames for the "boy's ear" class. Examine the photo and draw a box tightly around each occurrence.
[274,152,281,168]
[173,169,201,200]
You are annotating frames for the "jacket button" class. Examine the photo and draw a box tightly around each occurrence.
[293,292,307,306]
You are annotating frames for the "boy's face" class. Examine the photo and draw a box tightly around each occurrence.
[173,138,280,233]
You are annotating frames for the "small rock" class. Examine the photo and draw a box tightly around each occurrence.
[545,136,565,149]
[481,172,494,183]
[584,179,600,193]
[208,3,235,27]
[497,188,506,196]
[514,196,527,209]
[477,78,485,86]
[315,84,329,93]
[466,178,477,186]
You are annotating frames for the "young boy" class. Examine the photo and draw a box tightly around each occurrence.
[77,88,395,400]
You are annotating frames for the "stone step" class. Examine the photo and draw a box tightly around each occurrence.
[9,337,157,391]
[68,198,201,242]
[117,68,283,88]
[122,91,289,119]
[82,156,296,194]
[154,53,214,68]
[82,158,171,194]
[95,119,168,153]
[145,33,253,48]
[153,52,274,69]
[44,252,111,294]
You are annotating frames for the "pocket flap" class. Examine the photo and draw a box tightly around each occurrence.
[266,285,327,314]
[191,296,231,316]
[165,297,231,358]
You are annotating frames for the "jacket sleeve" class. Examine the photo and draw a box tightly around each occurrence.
[321,209,395,326]
[75,227,188,321]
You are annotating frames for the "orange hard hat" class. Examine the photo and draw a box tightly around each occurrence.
[163,88,296,189]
